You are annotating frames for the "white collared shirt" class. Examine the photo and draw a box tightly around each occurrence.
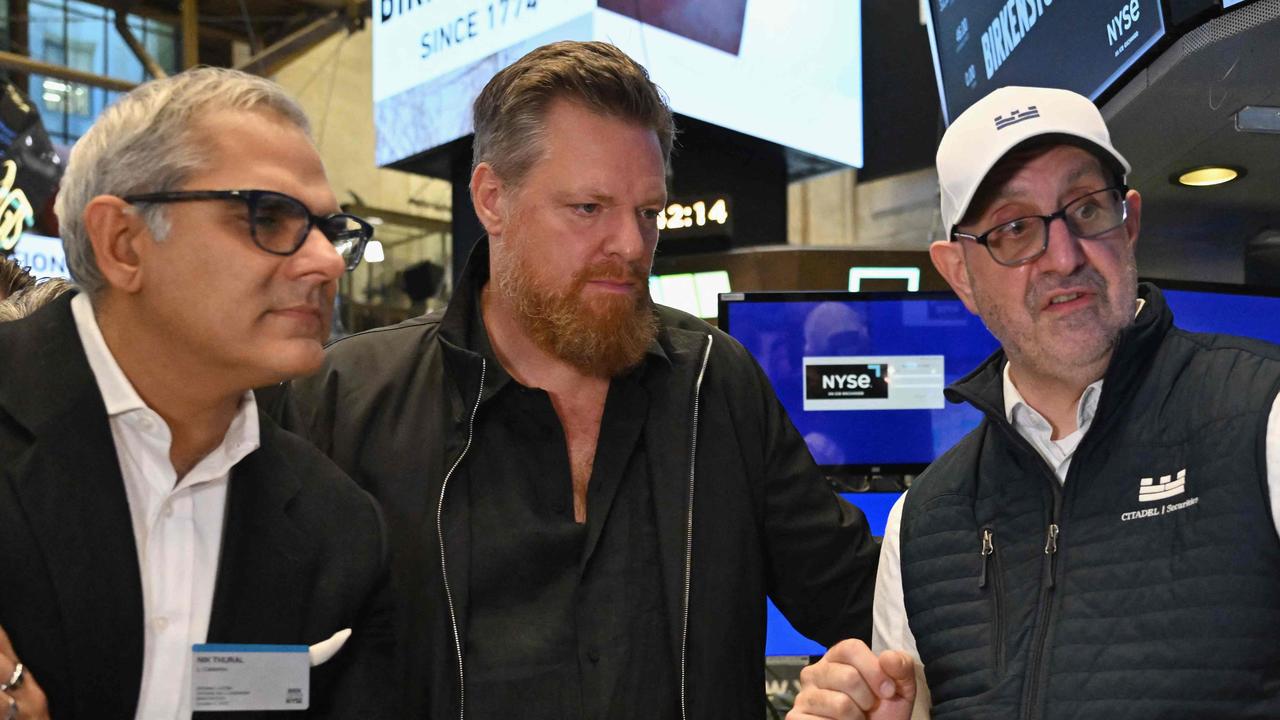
[70,293,260,719]
[870,302,1280,717]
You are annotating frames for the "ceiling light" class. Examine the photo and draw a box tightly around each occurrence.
[1174,166,1243,187]
[363,240,385,263]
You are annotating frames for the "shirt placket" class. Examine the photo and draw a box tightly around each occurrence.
[147,486,195,718]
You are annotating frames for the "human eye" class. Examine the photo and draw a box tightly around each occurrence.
[1071,198,1102,222]
[254,195,299,228]
[999,218,1034,238]
[572,203,601,216]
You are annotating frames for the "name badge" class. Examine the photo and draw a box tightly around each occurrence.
[192,643,310,711]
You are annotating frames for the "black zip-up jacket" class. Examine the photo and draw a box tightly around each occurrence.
[900,283,1280,719]
[279,240,879,719]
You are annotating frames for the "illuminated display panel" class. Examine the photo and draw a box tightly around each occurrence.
[924,0,1165,123]
[373,1,862,168]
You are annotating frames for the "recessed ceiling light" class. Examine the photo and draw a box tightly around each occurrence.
[1174,166,1244,187]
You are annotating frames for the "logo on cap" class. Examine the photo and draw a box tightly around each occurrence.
[994,106,1040,130]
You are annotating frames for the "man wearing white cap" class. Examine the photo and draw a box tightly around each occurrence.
[788,86,1280,720]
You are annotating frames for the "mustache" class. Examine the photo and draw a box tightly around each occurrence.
[1026,266,1107,311]
[575,258,651,288]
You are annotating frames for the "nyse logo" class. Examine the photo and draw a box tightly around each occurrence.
[805,364,889,401]
[1107,0,1142,46]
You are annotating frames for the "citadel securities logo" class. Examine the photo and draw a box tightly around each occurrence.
[994,105,1040,130]
[805,363,889,402]
[1121,469,1198,522]
[1139,468,1185,502]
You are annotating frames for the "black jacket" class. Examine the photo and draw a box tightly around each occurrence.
[0,294,399,719]
[281,239,879,719]
[900,284,1280,719]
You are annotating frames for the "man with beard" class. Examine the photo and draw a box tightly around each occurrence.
[789,87,1280,720]
[280,41,880,720]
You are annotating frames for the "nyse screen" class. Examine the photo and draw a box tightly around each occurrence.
[926,0,1166,123]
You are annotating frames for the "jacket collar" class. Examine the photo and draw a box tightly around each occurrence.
[947,282,1173,431]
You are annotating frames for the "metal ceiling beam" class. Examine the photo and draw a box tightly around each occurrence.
[112,4,169,80]
[234,3,364,76]
[122,5,241,43]
[0,51,138,92]
[182,0,200,69]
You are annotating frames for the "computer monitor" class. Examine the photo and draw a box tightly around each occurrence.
[720,290,1002,655]
[720,291,1001,478]
[1153,279,1280,345]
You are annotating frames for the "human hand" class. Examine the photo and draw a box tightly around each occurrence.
[786,638,916,720]
[0,625,50,720]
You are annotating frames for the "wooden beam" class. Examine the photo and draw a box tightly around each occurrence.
[234,9,350,76]
[181,0,199,69]
[112,6,169,79]
[0,51,138,92]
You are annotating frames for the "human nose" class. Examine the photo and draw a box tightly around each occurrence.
[603,209,654,262]
[287,224,347,282]
[1036,213,1087,275]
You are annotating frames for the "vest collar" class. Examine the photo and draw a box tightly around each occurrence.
[947,282,1173,430]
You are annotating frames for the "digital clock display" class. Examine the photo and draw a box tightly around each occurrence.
[656,195,732,238]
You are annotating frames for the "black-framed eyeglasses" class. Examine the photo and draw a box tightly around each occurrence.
[950,186,1129,267]
[120,189,373,272]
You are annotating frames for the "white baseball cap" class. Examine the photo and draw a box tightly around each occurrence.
[937,86,1131,232]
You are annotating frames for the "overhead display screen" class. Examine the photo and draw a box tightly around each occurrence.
[373,1,862,168]
[925,0,1166,123]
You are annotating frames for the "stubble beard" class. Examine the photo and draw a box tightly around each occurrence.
[970,255,1137,386]
[492,238,658,379]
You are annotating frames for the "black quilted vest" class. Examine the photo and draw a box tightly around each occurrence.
[901,284,1280,720]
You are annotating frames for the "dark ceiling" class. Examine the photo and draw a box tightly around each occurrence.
[1105,0,1280,283]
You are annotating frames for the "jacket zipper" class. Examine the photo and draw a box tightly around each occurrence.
[680,335,713,720]
[438,358,485,720]
[978,528,1006,673]
[1021,483,1062,720]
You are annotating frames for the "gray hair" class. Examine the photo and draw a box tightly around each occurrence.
[54,67,311,295]
[0,277,76,322]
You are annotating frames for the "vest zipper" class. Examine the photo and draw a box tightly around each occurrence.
[438,359,485,720]
[680,334,713,720]
[1043,524,1059,589]
[1022,489,1063,720]
[979,528,1006,673]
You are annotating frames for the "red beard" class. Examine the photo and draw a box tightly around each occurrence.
[493,252,658,378]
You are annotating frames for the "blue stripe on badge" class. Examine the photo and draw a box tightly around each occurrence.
[193,644,308,653]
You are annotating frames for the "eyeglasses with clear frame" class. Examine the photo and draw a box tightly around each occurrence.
[950,186,1130,267]
[121,189,374,271]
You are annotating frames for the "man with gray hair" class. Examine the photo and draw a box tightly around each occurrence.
[0,67,397,719]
